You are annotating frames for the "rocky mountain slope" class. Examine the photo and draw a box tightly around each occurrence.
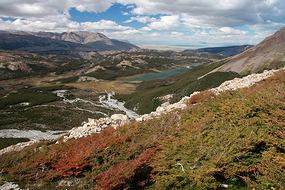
[215,27,285,74]
[30,31,113,45]
[0,49,88,80]
[0,31,139,57]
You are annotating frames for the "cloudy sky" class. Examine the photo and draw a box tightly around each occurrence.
[0,0,284,47]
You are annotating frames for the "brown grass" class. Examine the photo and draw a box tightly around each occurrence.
[66,81,136,95]
[0,72,136,95]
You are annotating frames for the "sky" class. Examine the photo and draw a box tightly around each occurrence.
[0,0,284,48]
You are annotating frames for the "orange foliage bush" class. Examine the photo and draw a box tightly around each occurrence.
[30,128,130,179]
[188,90,214,104]
[94,147,158,190]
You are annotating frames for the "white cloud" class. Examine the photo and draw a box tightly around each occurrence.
[105,29,140,40]
[0,0,284,46]
[249,21,285,32]
[0,0,68,19]
[130,7,148,15]
[81,20,132,31]
[148,15,181,30]
[0,18,132,33]
[140,26,152,31]
[150,32,160,37]
[124,16,156,24]
[122,11,129,16]
[122,0,285,27]
[0,18,71,32]
[1,0,285,27]
[171,31,183,36]
[219,27,248,35]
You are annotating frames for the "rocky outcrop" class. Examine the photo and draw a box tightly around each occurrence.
[0,54,32,72]
[0,182,21,190]
[63,114,130,141]
[210,69,280,94]
[0,140,39,156]
[135,96,190,122]
[116,60,139,69]
[77,76,100,82]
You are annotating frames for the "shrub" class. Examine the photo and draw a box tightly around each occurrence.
[94,147,158,190]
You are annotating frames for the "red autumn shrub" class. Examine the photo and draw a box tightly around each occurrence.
[188,90,214,104]
[94,147,158,190]
[29,128,130,179]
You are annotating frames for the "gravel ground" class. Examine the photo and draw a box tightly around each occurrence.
[0,129,66,140]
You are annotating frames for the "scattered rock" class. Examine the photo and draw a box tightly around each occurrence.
[58,178,80,187]
[77,76,100,82]
[0,182,21,190]
[116,60,139,69]
[210,69,280,94]
[0,140,39,156]
[111,114,129,127]
[63,114,130,141]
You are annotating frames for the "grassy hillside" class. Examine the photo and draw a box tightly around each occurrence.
[120,58,239,114]
[0,69,284,189]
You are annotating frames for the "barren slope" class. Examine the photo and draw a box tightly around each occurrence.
[217,27,285,74]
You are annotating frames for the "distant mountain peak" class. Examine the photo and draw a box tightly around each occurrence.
[58,31,112,44]
[0,31,139,57]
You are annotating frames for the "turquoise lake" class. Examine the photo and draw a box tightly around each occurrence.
[126,63,202,82]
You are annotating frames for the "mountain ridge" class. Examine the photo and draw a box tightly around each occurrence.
[189,45,253,57]
[0,31,139,57]
[216,27,285,74]
[24,31,114,45]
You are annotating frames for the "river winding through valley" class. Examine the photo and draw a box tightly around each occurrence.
[0,91,138,140]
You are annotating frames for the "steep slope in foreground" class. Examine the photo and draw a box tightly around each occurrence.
[0,70,285,189]
[217,27,285,74]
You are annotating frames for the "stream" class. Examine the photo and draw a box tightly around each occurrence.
[0,91,138,141]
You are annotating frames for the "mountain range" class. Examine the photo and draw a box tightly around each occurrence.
[0,31,139,57]
[188,45,253,57]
